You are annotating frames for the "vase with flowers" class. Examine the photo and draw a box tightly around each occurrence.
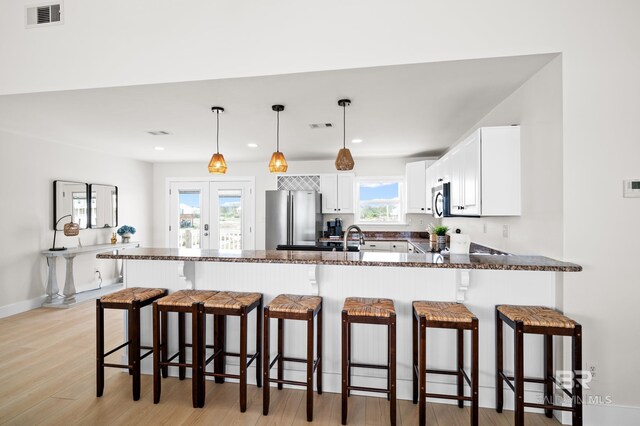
[117,225,136,243]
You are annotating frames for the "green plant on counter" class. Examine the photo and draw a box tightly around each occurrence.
[432,225,449,236]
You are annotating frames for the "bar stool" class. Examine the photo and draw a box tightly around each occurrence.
[96,287,168,400]
[152,289,217,408]
[263,294,323,422]
[199,291,263,412]
[496,305,583,426]
[342,297,396,426]
[412,301,479,426]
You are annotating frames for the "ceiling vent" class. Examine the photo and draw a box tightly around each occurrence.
[26,3,63,28]
[309,123,333,129]
[147,130,171,136]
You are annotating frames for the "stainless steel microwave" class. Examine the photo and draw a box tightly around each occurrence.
[432,182,451,218]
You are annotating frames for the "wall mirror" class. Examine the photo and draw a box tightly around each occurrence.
[53,180,90,230]
[89,184,118,228]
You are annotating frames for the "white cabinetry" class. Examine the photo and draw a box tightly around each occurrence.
[360,240,408,252]
[320,173,355,214]
[405,161,427,214]
[427,125,520,217]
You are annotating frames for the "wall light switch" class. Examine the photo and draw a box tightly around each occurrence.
[623,179,640,198]
[502,224,509,239]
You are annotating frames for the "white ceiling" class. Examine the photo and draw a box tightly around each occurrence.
[0,54,556,163]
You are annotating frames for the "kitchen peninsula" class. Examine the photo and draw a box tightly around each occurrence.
[98,245,580,409]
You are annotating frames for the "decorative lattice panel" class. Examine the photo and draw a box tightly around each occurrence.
[277,175,321,191]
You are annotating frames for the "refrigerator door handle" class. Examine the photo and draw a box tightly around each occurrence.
[289,193,294,245]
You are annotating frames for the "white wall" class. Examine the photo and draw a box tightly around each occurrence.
[443,56,564,258]
[153,158,432,249]
[2,0,640,420]
[0,130,153,314]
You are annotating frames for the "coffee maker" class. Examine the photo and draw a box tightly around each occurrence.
[327,218,343,237]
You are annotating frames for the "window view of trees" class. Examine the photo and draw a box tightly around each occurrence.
[357,180,402,223]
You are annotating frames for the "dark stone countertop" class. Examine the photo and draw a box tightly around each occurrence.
[97,247,582,272]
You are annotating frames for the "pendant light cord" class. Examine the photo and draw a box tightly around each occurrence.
[216,110,220,154]
[343,103,346,149]
[276,110,280,152]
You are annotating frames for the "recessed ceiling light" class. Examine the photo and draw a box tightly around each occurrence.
[154,146,165,151]
[351,139,363,144]
[247,143,258,148]
[147,130,171,136]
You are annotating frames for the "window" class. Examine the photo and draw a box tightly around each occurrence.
[356,177,404,224]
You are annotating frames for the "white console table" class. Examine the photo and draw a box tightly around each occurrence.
[41,242,140,307]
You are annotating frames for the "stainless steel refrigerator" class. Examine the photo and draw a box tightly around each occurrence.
[265,191,322,249]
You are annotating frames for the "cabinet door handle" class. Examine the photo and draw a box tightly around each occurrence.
[420,207,425,211]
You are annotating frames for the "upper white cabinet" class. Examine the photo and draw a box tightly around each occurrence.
[428,125,520,216]
[405,161,427,213]
[320,173,355,214]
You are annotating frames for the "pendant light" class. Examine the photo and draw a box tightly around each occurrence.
[269,104,288,173]
[208,106,227,174]
[335,98,355,171]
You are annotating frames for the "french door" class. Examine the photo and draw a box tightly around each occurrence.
[168,180,254,250]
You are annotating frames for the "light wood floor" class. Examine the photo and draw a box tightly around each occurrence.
[0,301,560,425]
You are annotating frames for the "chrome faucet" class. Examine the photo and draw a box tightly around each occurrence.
[343,225,365,251]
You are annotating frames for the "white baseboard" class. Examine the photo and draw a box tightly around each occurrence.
[0,295,47,319]
[577,403,640,426]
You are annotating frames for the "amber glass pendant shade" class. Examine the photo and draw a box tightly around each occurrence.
[335,148,354,171]
[269,151,288,173]
[208,153,227,174]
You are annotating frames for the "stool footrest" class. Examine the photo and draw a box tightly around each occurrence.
[504,375,547,384]
[104,362,131,369]
[524,402,576,412]
[140,349,153,361]
[268,354,319,372]
[204,371,240,380]
[425,392,472,402]
[268,378,307,388]
[347,385,390,395]
[425,368,458,376]
[103,341,130,357]
[350,362,388,370]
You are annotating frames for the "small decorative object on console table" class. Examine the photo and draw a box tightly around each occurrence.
[117,225,136,243]
[110,233,117,245]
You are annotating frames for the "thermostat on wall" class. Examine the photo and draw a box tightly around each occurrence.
[623,180,640,198]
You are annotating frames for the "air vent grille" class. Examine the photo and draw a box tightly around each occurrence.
[26,3,63,28]
[309,123,333,129]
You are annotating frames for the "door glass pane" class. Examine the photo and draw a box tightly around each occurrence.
[179,191,201,248]
[218,190,242,250]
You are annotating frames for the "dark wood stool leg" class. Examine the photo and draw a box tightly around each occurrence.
[127,306,134,377]
[419,316,427,426]
[130,302,141,401]
[347,319,352,397]
[389,313,397,426]
[239,309,248,412]
[178,312,186,380]
[214,314,226,384]
[198,306,206,408]
[262,307,270,416]
[153,303,161,404]
[191,303,201,409]
[471,319,479,426]
[256,298,263,388]
[495,309,504,413]
[412,308,418,404]
[514,321,525,426]
[341,310,348,425]
[277,318,284,390]
[306,311,315,422]
[161,310,168,378]
[96,300,104,397]
[544,334,554,418]
[572,325,583,426]
[317,305,323,394]
[457,328,464,408]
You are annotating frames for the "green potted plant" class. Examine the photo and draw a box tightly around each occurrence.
[432,225,449,249]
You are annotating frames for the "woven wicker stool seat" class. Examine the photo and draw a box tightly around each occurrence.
[264,294,323,422]
[267,294,322,314]
[200,290,263,412]
[96,287,168,401]
[495,305,582,425]
[157,290,217,307]
[497,305,576,329]
[413,301,474,323]
[343,297,395,318]
[101,287,166,304]
[342,297,397,425]
[203,291,261,310]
